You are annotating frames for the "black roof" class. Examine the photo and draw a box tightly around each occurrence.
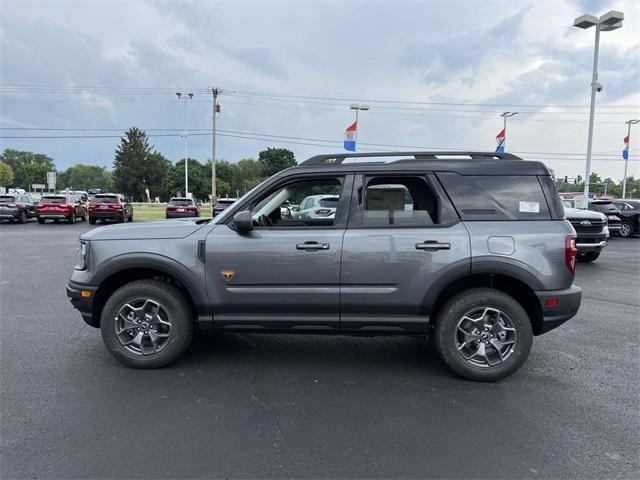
[291,151,551,176]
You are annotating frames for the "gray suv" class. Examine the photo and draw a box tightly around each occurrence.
[67,152,582,381]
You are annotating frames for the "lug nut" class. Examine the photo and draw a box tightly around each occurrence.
[137,327,141,331]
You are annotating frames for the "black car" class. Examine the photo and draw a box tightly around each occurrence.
[0,194,36,223]
[212,198,237,217]
[611,199,640,238]
[588,200,622,235]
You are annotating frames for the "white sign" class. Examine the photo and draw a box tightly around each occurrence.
[47,171,56,190]
[519,201,540,213]
[31,184,46,190]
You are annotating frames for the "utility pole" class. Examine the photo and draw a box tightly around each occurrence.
[623,119,640,198]
[211,87,220,209]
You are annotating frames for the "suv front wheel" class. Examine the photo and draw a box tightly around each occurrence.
[100,279,194,368]
[435,288,533,382]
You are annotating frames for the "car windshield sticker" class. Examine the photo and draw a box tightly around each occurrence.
[519,201,540,213]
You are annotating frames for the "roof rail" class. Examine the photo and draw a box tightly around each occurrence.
[300,151,522,166]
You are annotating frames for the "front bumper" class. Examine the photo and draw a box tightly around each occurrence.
[535,285,582,334]
[66,280,99,327]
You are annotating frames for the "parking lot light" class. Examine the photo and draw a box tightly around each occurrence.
[573,10,624,208]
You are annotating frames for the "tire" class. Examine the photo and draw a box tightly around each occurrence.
[577,250,600,262]
[81,212,87,222]
[17,211,27,224]
[619,220,634,238]
[100,279,194,368]
[434,288,533,382]
[128,212,133,222]
[68,213,76,224]
[37,217,45,224]
[119,214,127,223]
[89,217,96,225]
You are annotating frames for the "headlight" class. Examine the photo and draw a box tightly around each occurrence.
[79,241,87,269]
[607,215,620,221]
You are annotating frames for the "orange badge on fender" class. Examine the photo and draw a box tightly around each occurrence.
[221,270,235,281]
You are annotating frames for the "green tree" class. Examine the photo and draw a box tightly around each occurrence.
[57,164,113,192]
[0,160,14,187]
[257,148,296,178]
[233,158,264,195]
[164,158,210,201]
[0,149,55,189]
[113,128,169,201]
[213,160,234,198]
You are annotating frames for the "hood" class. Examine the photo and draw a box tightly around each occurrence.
[564,207,606,221]
[81,218,210,241]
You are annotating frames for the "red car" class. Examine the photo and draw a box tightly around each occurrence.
[88,194,133,224]
[36,195,87,224]
[166,197,199,218]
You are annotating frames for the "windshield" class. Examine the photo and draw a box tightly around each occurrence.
[93,196,119,203]
[212,179,270,224]
[41,196,67,204]
[590,202,618,213]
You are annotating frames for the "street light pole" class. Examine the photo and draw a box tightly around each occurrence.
[176,92,194,197]
[349,104,370,151]
[211,87,220,207]
[573,10,624,207]
[500,112,518,151]
[623,119,640,198]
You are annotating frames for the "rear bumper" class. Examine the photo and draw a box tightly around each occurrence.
[37,214,69,219]
[166,211,199,218]
[66,280,99,327]
[89,212,123,219]
[535,285,582,334]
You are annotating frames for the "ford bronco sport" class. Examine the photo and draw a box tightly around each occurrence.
[67,152,582,381]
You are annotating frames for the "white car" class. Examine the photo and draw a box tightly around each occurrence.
[297,194,339,219]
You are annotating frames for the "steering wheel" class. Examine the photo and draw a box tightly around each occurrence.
[257,214,272,227]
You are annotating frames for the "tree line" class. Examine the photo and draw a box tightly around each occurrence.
[2,127,638,200]
[0,127,297,202]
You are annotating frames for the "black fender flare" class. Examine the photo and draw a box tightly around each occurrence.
[92,253,208,315]
[421,257,544,313]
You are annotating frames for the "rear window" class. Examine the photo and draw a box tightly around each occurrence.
[169,199,194,206]
[93,195,119,203]
[437,173,551,220]
[318,197,339,208]
[0,196,16,202]
[590,202,618,213]
[41,196,67,204]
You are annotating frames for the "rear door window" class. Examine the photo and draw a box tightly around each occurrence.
[437,173,551,220]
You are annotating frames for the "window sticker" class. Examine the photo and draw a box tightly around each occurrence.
[519,201,540,213]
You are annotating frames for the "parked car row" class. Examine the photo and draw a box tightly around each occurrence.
[0,193,134,224]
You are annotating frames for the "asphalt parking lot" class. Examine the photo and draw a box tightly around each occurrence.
[1,221,638,479]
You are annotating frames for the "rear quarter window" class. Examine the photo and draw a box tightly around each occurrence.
[437,173,551,220]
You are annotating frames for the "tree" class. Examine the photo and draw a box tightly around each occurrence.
[257,148,296,178]
[164,158,210,201]
[0,161,14,187]
[57,164,113,192]
[0,149,55,189]
[113,128,169,201]
[233,158,265,195]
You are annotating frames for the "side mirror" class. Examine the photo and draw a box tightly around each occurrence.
[232,210,253,233]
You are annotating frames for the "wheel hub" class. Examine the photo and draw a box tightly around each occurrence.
[115,298,172,356]
[455,307,518,368]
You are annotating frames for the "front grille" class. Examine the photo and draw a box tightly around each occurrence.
[570,221,604,234]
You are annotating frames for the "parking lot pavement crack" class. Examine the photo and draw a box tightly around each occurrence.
[582,296,640,308]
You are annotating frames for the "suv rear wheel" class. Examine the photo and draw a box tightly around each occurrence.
[619,220,634,238]
[435,288,533,382]
[100,279,194,368]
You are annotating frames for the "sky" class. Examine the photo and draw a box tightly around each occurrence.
[1,0,639,185]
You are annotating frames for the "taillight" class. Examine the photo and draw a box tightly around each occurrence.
[167,206,176,211]
[4,203,16,208]
[565,235,577,275]
[314,208,331,215]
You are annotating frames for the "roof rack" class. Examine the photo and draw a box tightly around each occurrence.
[300,151,522,166]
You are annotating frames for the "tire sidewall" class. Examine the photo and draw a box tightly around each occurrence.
[620,221,633,238]
[435,288,533,382]
[100,280,194,368]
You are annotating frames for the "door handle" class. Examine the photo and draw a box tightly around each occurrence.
[296,242,330,251]
[416,241,451,251]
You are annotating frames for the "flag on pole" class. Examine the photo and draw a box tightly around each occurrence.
[495,129,505,153]
[344,121,357,151]
[623,135,629,160]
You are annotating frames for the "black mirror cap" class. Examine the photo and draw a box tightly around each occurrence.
[233,210,253,233]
